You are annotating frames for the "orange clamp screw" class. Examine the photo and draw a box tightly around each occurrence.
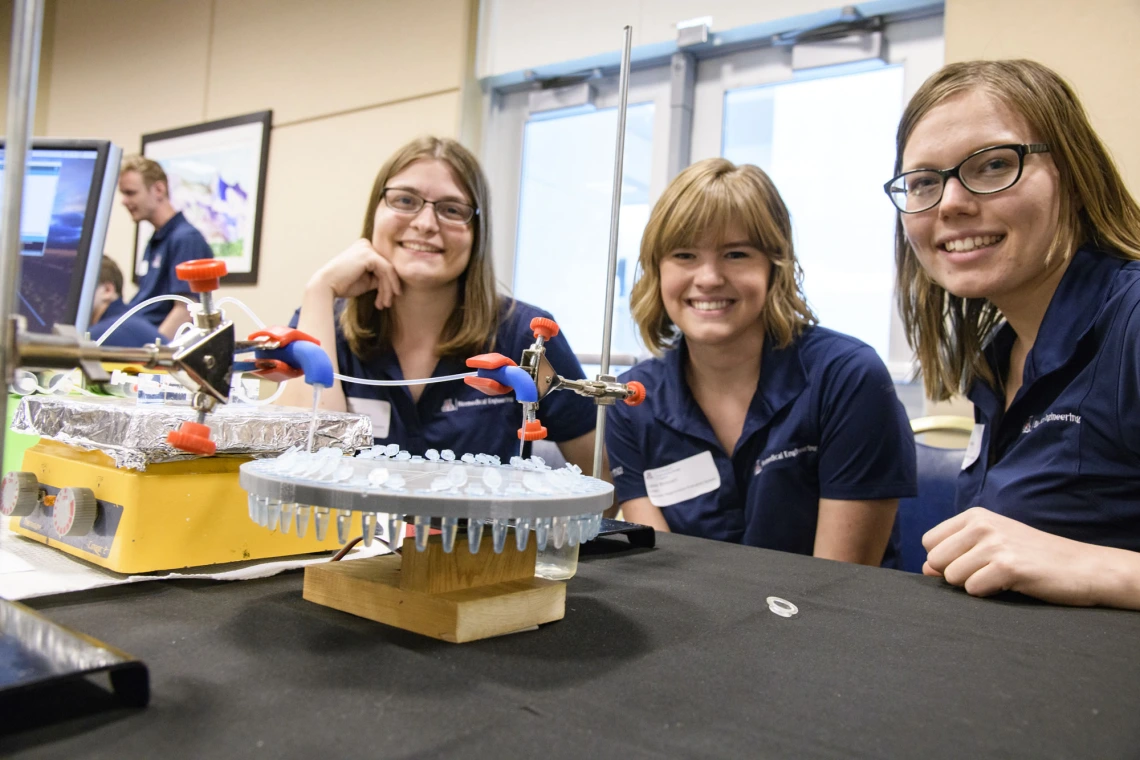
[518,419,548,441]
[623,380,646,406]
[530,317,559,341]
[175,259,229,293]
[167,421,217,456]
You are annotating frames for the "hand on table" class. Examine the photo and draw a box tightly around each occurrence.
[309,239,402,309]
[922,507,1125,607]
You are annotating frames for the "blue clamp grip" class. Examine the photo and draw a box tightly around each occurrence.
[477,365,538,403]
[252,341,334,388]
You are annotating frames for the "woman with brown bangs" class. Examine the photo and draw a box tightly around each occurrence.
[280,136,599,468]
[606,158,916,565]
[888,60,1140,608]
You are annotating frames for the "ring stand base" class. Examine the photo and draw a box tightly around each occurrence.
[303,533,565,643]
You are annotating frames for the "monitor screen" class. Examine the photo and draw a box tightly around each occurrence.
[0,139,121,335]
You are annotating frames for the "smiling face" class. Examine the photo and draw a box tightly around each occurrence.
[370,159,474,289]
[118,170,164,224]
[659,222,771,349]
[900,89,1065,307]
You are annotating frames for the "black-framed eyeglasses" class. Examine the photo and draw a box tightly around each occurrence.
[883,143,1051,214]
[382,188,479,225]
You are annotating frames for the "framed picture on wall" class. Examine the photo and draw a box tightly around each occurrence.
[132,109,272,285]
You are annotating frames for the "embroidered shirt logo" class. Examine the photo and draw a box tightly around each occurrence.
[1021,412,1081,435]
[754,445,818,475]
[440,396,513,413]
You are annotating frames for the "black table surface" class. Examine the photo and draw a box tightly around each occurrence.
[5,531,1140,759]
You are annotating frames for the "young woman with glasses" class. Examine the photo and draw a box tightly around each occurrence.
[887,60,1140,608]
[604,158,916,565]
[280,137,599,469]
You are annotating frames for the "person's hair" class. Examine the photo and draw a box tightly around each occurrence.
[340,136,499,359]
[630,157,816,354]
[894,59,1140,401]
[98,255,123,296]
[119,155,168,190]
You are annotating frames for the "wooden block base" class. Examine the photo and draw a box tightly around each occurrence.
[303,544,566,643]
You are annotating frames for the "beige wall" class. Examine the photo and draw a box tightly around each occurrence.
[14,0,473,332]
[945,0,1140,193]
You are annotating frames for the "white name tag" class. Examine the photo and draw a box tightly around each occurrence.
[346,397,391,439]
[643,451,721,507]
[961,423,985,470]
[137,258,149,276]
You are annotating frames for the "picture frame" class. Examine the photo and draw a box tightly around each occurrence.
[132,110,272,285]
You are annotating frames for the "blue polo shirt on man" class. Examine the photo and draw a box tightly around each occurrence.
[291,299,597,461]
[959,245,1140,552]
[129,212,213,326]
[606,327,916,557]
[89,298,163,347]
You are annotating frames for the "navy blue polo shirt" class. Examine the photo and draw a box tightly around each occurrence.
[291,299,597,460]
[129,212,213,326]
[606,327,916,556]
[89,298,163,347]
[960,245,1140,551]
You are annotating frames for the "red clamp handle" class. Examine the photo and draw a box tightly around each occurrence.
[466,353,517,369]
[624,380,646,406]
[175,259,228,293]
[518,419,548,441]
[464,376,512,396]
[248,326,321,348]
[251,359,303,383]
[530,317,559,341]
[167,421,216,456]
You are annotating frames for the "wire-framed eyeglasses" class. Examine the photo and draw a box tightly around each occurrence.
[883,143,1051,214]
[382,188,479,225]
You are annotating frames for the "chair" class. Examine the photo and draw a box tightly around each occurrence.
[894,416,973,573]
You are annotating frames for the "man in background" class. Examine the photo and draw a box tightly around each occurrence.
[118,155,213,340]
[89,256,163,347]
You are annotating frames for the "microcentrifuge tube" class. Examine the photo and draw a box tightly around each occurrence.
[535,517,550,551]
[258,497,270,527]
[441,449,455,462]
[492,518,508,554]
[468,519,484,553]
[447,466,468,487]
[280,503,296,535]
[566,516,580,547]
[387,514,403,550]
[441,516,458,553]
[425,449,440,461]
[395,451,411,461]
[267,500,282,531]
[414,515,430,552]
[336,510,352,545]
[385,443,400,457]
[461,453,476,464]
[552,516,567,549]
[314,507,331,541]
[515,518,530,552]
[247,494,258,522]
[361,513,376,547]
[482,468,503,491]
[295,505,311,538]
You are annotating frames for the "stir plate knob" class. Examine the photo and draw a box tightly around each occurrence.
[53,487,98,536]
[0,471,40,517]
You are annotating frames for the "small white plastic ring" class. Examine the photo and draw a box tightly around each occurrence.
[766,596,798,618]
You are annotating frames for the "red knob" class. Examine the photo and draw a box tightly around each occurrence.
[167,421,217,455]
[518,419,548,441]
[530,317,559,341]
[175,259,228,293]
[623,380,646,406]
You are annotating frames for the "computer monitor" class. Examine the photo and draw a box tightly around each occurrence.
[0,138,122,335]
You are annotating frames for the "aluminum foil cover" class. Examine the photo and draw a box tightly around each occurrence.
[10,396,373,470]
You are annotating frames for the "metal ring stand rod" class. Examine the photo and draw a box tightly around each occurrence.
[0,0,45,476]
[591,24,633,479]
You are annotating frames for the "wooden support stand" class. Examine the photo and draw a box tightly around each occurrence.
[303,533,565,643]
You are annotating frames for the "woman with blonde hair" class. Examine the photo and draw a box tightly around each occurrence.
[606,158,916,564]
[886,59,1140,607]
[281,136,598,468]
